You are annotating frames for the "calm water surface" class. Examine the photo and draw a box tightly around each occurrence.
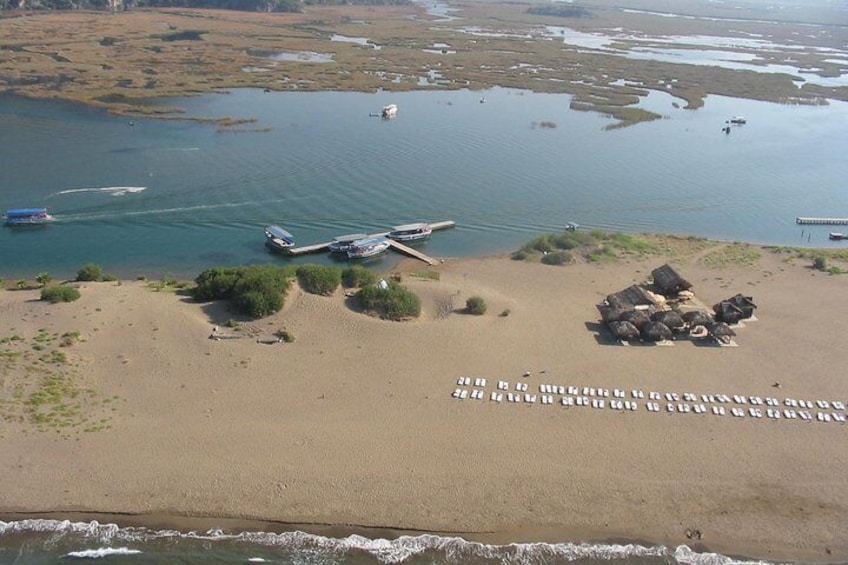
[1,88,847,278]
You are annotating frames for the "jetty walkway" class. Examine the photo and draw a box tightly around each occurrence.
[796,217,848,226]
[287,220,455,265]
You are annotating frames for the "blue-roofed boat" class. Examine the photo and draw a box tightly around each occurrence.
[264,225,295,251]
[328,233,369,254]
[3,208,54,226]
[347,236,391,259]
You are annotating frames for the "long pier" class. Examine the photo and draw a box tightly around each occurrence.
[286,220,455,264]
[796,217,848,225]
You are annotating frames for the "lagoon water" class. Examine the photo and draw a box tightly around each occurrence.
[1,87,847,279]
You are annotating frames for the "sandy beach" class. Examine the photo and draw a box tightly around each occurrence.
[1,244,847,562]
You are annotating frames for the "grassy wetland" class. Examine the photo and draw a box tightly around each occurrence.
[1,0,846,126]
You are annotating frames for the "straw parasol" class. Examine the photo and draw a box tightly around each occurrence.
[709,321,736,344]
[619,309,652,329]
[641,320,674,342]
[714,301,745,324]
[598,304,632,324]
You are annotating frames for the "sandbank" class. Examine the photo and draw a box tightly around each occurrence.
[0,245,846,562]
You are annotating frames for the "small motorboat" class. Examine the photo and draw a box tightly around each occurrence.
[264,225,295,251]
[729,116,747,124]
[829,232,848,241]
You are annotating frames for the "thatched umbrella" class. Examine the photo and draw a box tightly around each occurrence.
[729,293,757,319]
[597,304,632,324]
[619,309,652,329]
[652,310,685,331]
[651,264,693,296]
[608,320,641,342]
[714,301,745,324]
[682,310,714,327]
[709,321,736,344]
[642,320,674,342]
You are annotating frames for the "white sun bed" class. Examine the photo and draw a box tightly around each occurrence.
[498,380,509,390]
[452,389,462,398]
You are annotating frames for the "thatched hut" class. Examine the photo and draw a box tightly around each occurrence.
[597,304,633,324]
[619,309,652,329]
[642,320,674,342]
[682,310,714,328]
[652,309,685,331]
[713,301,745,324]
[606,285,657,309]
[608,320,641,342]
[651,264,693,296]
[709,321,736,344]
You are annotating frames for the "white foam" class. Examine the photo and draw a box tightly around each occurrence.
[55,186,147,196]
[64,547,142,558]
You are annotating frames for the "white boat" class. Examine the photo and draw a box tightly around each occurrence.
[381,104,398,118]
[829,232,848,241]
[730,116,746,124]
[264,225,295,251]
[328,232,368,253]
[386,222,432,242]
[3,207,54,226]
[347,236,391,259]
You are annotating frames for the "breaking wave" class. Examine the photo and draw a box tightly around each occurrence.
[0,519,780,565]
[53,186,147,197]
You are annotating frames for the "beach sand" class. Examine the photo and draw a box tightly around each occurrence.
[1,246,846,562]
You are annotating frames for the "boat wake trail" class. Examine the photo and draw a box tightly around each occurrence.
[52,186,147,197]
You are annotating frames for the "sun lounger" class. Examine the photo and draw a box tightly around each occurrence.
[650,392,661,400]
[460,389,469,399]
[452,389,462,398]
[614,389,624,398]
[833,401,846,410]
[562,396,574,406]
[683,393,695,402]
[557,386,565,395]
[711,406,722,415]
[667,404,675,413]
[833,413,846,423]
[543,395,553,405]
[568,386,578,395]
[498,380,509,390]
[816,400,829,409]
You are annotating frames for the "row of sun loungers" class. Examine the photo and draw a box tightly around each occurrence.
[451,379,847,425]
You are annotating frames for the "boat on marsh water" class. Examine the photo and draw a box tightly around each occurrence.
[386,222,432,242]
[3,207,53,226]
[347,236,391,259]
[264,225,295,251]
[328,233,369,253]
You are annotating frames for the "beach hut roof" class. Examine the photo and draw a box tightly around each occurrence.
[651,264,692,296]
[606,285,656,309]
[618,308,652,329]
[727,293,757,318]
[642,320,674,342]
[608,320,641,341]
[682,309,714,327]
[713,301,745,324]
[651,309,685,329]
[597,304,633,324]
[709,321,736,337]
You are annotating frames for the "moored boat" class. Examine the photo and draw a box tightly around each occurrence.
[730,116,746,124]
[3,207,54,226]
[347,236,391,259]
[381,104,398,118]
[328,233,369,253]
[829,232,848,241]
[386,222,432,242]
[264,225,295,251]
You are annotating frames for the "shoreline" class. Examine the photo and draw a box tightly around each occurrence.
[1,245,847,563]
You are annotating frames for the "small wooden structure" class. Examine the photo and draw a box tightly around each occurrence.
[651,264,692,296]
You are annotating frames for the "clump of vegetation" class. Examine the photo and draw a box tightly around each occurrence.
[527,5,591,18]
[500,309,511,317]
[35,272,52,287]
[160,30,206,42]
[76,263,104,282]
[465,296,487,315]
[342,265,378,288]
[356,280,421,320]
[813,255,827,271]
[193,265,295,318]
[296,265,341,296]
[541,250,573,265]
[274,329,295,343]
[40,285,81,303]
[701,243,761,268]
[59,331,81,347]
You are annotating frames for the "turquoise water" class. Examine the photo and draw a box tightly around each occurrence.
[1,88,847,279]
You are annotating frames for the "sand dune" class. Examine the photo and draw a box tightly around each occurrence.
[0,249,846,561]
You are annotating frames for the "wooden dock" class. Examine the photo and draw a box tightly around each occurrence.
[286,220,456,263]
[796,217,848,225]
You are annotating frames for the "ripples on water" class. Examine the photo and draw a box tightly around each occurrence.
[1,88,847,278]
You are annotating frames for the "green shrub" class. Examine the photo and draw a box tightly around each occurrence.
[35,272,52,287]
[342,265,378,288]
[511,250,528,261]
[193,265,293,319]
[500,309,511,317]
[296,265,341,296]
[40,285,81,303]
[541,250,573,265]
[76,263,104,282]
[466,296,487,315]
[813,255,827,271]
[275,329,295,343]
[356,280,421,320]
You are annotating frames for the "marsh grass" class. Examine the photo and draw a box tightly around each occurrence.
[700,243,762,268]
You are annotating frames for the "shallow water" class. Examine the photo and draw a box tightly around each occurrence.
[1,87,847,279]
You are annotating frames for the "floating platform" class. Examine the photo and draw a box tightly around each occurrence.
[287,220,455,264]
[796,217,848,225]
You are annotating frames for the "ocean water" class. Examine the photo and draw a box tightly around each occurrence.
[1,88,848,279]
[0,519,775,565]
